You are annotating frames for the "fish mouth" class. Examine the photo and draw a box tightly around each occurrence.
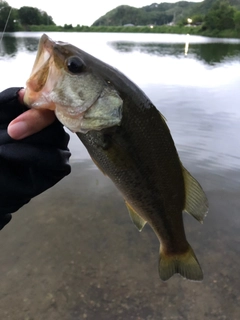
[23,34,61,109]
[28,34,54,91]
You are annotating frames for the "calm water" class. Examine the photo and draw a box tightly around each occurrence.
[0,32,240,320]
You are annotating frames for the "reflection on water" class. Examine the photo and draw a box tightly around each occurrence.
[109,41,240,64]
[0,35,18,56]
[0,34,39,57]
[197,42,240,64]
[0,32,240,319]
[1,32,240,65]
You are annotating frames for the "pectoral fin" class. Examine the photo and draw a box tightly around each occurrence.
[182,165,208,223]
[125,202,147,232]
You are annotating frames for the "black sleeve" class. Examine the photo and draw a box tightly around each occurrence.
[0,87,71,230]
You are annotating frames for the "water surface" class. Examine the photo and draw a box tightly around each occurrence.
[0,32,239,320]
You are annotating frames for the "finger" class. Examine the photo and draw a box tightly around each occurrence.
[18,88,25,104]
[7,108,56,140]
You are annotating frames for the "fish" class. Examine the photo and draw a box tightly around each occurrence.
[24,34,208,281]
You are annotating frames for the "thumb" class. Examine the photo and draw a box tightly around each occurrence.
[8,108,56,140]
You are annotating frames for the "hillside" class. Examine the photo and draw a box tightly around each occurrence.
[196,0,240,14]
[92,2,196,26]
[92,0,240,26]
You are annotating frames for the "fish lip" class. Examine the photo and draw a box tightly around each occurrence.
[24,35,59,105]
[33,34,54,71]
[39,34,56,54]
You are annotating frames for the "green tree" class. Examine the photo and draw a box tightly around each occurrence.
[204,0,236,30]
[0,0,8,10]
[40,11,55,25]
[18,6,55,25]
[0,1,18,31]
[234,10,240,30]
[63,24,73,29]
[19,6,41,25]
[191,14,204,24]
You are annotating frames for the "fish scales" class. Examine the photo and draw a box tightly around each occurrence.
[77,97,186,244]
[23,34,208,281]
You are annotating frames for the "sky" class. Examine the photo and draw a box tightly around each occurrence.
[6,0,201,26]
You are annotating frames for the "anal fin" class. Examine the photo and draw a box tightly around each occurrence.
[125,202,147,232]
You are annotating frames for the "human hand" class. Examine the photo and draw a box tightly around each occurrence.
[0,87,71,229]
[7,88,56,140]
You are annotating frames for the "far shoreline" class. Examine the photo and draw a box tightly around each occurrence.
[8,25,240,40]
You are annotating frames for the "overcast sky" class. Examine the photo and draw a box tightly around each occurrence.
[6,0,201,26]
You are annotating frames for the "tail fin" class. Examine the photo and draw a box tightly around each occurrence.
[158,244,203,281]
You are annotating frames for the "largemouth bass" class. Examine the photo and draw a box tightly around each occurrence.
[24,34,208,281]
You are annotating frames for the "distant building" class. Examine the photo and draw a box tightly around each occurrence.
[123,23,135,27]
[149,3,158,8]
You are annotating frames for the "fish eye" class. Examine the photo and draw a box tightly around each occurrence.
[66,56,85,74]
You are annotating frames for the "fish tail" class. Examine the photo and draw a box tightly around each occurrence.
[158,244,203,281]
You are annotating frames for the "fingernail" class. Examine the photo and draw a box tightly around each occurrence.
[7,121,28,140]
[18,89,25,104]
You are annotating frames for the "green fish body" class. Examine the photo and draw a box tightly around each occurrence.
[24,34,208,281]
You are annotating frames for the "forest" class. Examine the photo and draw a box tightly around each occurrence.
[0,0,240,38]
[0,1,55,31]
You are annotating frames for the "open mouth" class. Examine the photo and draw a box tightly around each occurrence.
[26,35,55,92]
[24,35,59,108]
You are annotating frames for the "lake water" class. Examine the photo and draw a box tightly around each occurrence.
[0,32,240,320]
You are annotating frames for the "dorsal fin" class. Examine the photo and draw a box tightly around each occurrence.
[182,165,208,223]
[125,202,147,232]
[159,111,167,122]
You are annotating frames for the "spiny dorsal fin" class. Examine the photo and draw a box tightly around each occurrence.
[182,165,208,223]
[125,202,147,232]
[159,111,167,122]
